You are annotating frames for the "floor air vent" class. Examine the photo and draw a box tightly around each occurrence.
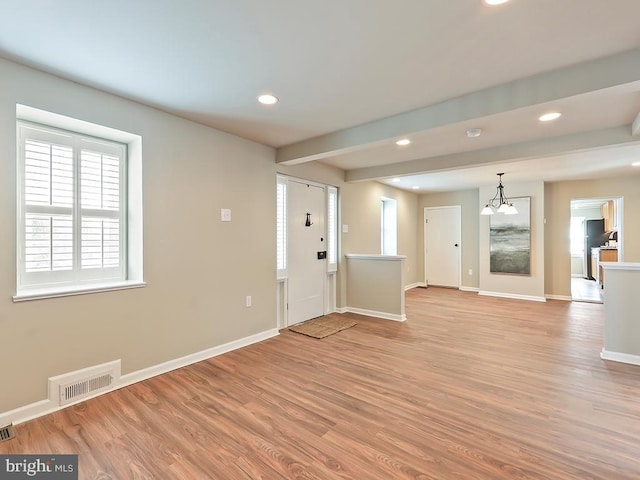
[0,425,15,442]
[60,373,113,406]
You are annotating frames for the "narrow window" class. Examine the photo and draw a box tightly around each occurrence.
[570,217,585,255]
[327,186,338,271]
[276,175,287,276]
[381,197,398,255]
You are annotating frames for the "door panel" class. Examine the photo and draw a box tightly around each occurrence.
[424,206,461,288]
[287,181,326,325]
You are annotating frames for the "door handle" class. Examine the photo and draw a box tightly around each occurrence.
[454,243,459,247]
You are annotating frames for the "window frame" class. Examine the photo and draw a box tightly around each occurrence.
[13,105,144,302]
[17,121,128,293]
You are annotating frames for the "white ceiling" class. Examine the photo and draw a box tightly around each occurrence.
[1,0,640,191]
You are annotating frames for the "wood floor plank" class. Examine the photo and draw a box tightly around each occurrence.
[2,287,640,479]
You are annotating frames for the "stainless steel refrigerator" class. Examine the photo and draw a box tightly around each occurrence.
[584,219,606,280]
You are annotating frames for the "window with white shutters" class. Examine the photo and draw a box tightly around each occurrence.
[276,175,287,277]
[17,122,127,292]
[327,186,338,272]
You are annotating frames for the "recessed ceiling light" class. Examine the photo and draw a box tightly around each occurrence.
[412,186,420,190]
[539,112,562,122]
[482,0,511,5]
[466,128,482,138]
[632,161,640,167]
[396,138,411,146]
[258,94,278,105]
[392,178,401,183]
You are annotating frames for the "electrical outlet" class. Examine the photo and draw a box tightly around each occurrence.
[221,208,231,222]
[468,269,473,276]
[245,295,252,307]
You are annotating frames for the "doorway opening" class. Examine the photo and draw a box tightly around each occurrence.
[276,175,338,329]
[569,197,622,303]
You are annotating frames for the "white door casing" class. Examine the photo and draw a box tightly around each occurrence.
[424,206,461,288]
[287,181,326,325]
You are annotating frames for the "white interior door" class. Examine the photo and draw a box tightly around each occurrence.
[424,206,461,288]
[288,181,326,326]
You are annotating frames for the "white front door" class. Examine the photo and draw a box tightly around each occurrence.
[287,181,326,326]
[424,206,461,288]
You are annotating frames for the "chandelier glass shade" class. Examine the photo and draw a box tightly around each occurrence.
[481,173,518,216]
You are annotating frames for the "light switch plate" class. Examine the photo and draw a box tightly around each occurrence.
[221,208,231,222]
[342,224,349,233]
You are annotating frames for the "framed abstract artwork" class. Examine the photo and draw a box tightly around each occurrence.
[490,197,531,275]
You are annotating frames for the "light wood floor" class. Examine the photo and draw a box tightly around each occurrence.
[571,277,603,303]
[2,288,640,479]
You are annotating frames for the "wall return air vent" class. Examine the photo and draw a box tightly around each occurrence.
[48,360,121,407]
[0,424,15,442]
[59,373,113,406]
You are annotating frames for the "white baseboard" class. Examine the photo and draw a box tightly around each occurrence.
[545,295,572,301]
[316,306,406,322]
[478,291,547,303]
[344,307,406,322]
[404,282,425,291]
[0,399,54,428]
[600,349,640,366]
[459,286,480,293]
[0,328,279,427]
[118,328,279,389]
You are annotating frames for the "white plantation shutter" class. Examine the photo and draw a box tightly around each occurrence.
[276,176,287,276]
[80,148,122,270]
[25,213,73,272]
[327,186,338,272]
[24,140,73,207]
[23,137,75,274]
[17,122,127,292]
[81,217,120,269]
[81,151,120,210]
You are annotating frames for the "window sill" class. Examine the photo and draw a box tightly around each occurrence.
[13,281,146,303]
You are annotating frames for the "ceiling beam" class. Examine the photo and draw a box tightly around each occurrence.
[345,126,638,182]
[276,48,640,165]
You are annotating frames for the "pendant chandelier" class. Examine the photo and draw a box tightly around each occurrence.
[481,173,518,215]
